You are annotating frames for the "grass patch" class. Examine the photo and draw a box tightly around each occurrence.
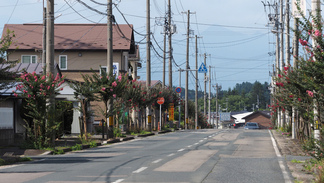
[0,157,32,166]
[291,159,304,163]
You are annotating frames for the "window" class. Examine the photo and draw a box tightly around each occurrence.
[59,55,67,70]
[21,55,37,63]
[100,66,107,75]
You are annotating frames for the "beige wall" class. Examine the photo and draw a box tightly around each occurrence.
[8,50,128,71]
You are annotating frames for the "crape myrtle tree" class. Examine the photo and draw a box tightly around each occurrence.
[91,71,128,138]
[69,74,98,141]
[14,72,65,147]
[0,30,18,90]
[271,6,324,159]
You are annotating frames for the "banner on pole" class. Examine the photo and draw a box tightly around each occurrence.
[169,103,174,121]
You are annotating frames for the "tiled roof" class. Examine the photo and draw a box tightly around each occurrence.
[2,24,133,51]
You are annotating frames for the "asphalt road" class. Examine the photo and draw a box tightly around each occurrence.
[0,129,292,183]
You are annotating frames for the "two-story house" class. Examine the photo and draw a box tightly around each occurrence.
[1,23,140,138]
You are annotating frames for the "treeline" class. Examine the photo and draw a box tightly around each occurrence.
[182,81,271,112]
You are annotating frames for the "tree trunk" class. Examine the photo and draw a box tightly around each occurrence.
[82,99,88,141]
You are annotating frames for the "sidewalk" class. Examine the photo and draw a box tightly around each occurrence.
[270,130,315,183]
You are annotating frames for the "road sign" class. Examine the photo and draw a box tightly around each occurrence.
[175,87,182,93]
[198,63,207,73]
[157,97,165,105]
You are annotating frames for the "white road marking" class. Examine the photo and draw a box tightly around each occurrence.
[187,145,192,148]
[167,153,175,157]
[269,130,292,183]
[152,159,162,164]
[178,148,185,152]
[133,167,147,173]
[194,143,199,145]
[199,140,204,142]
[112,179,124,183]
[204,138,207,140]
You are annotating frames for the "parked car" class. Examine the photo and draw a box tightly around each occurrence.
[244,122,259,130]
[234,123,245,128]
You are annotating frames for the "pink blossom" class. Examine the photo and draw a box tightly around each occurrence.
[314,30,321,37]
[278,74,283,78]
[55,73,60,81]
[101,88,106,91]
[41,75,46,80]
[299,39,308,46]
[284,66,289,71]
[307,90,314,97]
[118,75,122,82]
[110,89,113,92]
[14,93,18,97]
[40,83,44,88]
[112,81,117,87]
[28,94,31,98]
[47,86,50,90]
[60,88,63,91]
[113,94,116,98]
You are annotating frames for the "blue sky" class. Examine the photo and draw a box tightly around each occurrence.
[0,0,319,92]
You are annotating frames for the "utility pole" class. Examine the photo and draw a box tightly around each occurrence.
[42,2,46,71]
[214,84,220,129]
[208,65,211,125]
[168,0,173,88]
[203,53,207,116]
[183,10,194,129]
[312,0,321,142]
[185,10,190,130]
[195,35,198,130]
[107,0,114,138]
[146,0,152,131]
[178,68,183,129]
[280,0,286,128]
[292,0,300,139]
[163,18,166,87]
[46,0,54,75]
[46,0,55,144]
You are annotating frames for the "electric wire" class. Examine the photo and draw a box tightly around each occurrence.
[64,0,100,24]
[6,0,19,24]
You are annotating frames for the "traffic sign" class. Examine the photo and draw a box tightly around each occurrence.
[157,97,165,105]
[198,63,208,73]
[175,87,182,93]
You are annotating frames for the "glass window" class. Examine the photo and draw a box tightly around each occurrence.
[22,55,37,63]
[100,66,107,75]
[59,55,67,70]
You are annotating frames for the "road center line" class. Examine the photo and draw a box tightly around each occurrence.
[152,159,162,164]
[187,145,192,148]
[112,179,124,183]
[133,167,147,173]
[178,148,185,152]
[167,153,175,157]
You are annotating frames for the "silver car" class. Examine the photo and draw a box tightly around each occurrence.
[244,122,259,130]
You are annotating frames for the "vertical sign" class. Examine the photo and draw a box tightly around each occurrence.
[292,0,306,18]
[169,103,174,121]
[113,62,119,76]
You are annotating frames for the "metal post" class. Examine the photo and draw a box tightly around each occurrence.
[178,69,182,129]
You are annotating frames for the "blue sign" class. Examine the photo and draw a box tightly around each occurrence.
[198,63,207,73]
[175,87,182,93]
